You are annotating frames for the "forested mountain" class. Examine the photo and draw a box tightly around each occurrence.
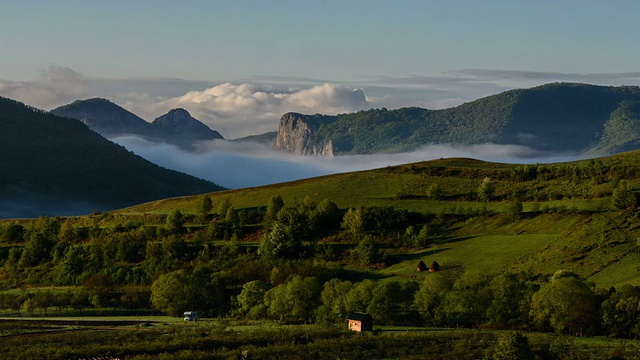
[273,83,640,156]
[0,97,223,218]
[52,99,225,149]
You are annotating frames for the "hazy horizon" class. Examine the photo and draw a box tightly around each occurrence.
[111,135,589,190]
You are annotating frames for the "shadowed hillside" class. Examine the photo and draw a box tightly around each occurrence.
[0,97,223,218]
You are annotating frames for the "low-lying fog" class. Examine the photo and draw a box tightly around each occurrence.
[112,136,589,189]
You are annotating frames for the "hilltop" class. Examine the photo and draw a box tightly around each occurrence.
[52,98,224,150]
[274,83,640,156]
[117,150,640,287]
[0,97,224,218]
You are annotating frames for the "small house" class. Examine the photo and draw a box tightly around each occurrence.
[347,312,373,332]
[429,261,440,272]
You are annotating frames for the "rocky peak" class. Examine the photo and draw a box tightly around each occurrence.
[273,112,333,157]
[152,109,224,140]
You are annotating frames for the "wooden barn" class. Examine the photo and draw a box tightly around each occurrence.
[347,312,373,332]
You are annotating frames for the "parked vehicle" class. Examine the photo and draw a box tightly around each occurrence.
[183,311,199,321]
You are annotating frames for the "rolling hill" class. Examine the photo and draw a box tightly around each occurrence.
[273,83,640,156]
[118,150,640,288]
[0,97,224,218]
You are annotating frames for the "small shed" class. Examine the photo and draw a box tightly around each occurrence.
[347,312,373,332]
[429,261,440,272]
[416,260,427,272]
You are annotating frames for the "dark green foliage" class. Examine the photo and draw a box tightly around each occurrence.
[505,200,524,222]
[264,275,322,322]
[216,198,231,216]
[478,177,496,202]
[601,285,640,338]
[341,207,365,239]
[612,181,637,209]
[259,198,342,259]
[235,280,272,318]
[366,280,419,325]
[195,194,213,221]
[120,284,151,310]
[530,276,600,335]
[342,205,411,239]
[320,278,353,321]
[593,100,640,154]
[0,223,24,243]
[354,235,378,265]
[426,182,444,199]
[165,209,184,234]
[259,222,300,259]
[486,275,530,327]
[263,195,285,227]
[281,83,640,155]
[442,271,493,328]
[414,274,453,326]
[150,268,224,317]
[0,97,223,218]
[491,331,535,360]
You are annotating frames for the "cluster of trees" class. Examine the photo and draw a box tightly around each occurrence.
[0,280,150,316]
[3,192,640,341]
[0,197,434,291]
[219,269,638,338]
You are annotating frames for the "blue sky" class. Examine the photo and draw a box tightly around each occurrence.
[2,1,640,137]
[1,1,636,190]
[2,0,638,80]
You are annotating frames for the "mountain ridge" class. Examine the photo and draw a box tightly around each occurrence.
[52,98,225,149]
[0,96,224,218]
[273,83,640,156]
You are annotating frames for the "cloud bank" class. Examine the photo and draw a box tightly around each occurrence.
[112,136,586,190]
[3,66,640,141]
[0,66,90,109]
[119,83,371,138]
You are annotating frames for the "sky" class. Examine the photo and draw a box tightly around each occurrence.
[1,1,638,188]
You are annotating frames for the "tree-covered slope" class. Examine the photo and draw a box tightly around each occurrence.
[115,149,640,289]
[274,83,640,155]
[0,97,223,218]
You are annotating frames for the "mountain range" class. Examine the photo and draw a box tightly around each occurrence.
[51,98,224,150]
[0,97,223,218]
[273,83,640,156]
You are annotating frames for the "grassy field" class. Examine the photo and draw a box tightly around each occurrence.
[0,317,637,359]
[78,155,640,289]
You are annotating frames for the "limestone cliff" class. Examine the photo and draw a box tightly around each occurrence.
[273,113,334,157]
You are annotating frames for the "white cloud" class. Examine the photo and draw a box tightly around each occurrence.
[119,83,371,139]
[112,135,587,190]
[0,66,90,109]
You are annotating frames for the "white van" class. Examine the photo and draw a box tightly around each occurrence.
[183,311,199,321]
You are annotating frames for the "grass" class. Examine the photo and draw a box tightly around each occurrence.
[588,251,640,287]
[380,234,560,280]
[1,317,637,360]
